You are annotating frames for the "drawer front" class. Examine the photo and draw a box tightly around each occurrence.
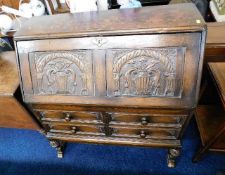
[48,124,104,136]
[35,109,186,128]
[45,123,179,140]
[35,110,103,124]
[110,126,180,140]
[109,112,185,127]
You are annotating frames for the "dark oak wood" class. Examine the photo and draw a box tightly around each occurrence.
[195,106,225,149]
[14,4,206,167]
[208,63,225,108]
[198,22,225,106]
[207,22,225,48]
[205,22,225,62]
[14,3,206,40]
[193,62,225,162]
[0,51,40,130]
[193,106,225,162]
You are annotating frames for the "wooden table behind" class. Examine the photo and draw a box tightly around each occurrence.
[0,51,40,130]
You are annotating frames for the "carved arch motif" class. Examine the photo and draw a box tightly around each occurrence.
[33,51,90,95]
[111,49,179,97]
[35,52,86,73]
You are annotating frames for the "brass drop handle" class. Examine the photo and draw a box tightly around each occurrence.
[71,126,77,134]
[141,117,148,125]
[39,111,46,120]
[40,111,45,117]
[140,130,147,138]
[64,113,72,122]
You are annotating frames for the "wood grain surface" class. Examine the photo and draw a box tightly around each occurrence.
[0,51,40,130]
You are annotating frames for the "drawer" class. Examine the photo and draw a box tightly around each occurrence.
[35,109,187,128]
[108,113,185,128]
[48,123,104,136]
[34,110,103,124]
[46,123,179,140]
[109,126,180,140]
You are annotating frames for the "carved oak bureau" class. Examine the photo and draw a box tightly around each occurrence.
[14,3,206,167]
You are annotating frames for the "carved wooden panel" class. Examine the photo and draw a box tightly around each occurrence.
[106,48,185,97]
[29,50,93,96]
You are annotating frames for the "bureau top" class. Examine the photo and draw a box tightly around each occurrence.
[14,3,205,40]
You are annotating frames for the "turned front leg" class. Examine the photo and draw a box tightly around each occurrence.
[167,148,180,168]
[49,140,65,158]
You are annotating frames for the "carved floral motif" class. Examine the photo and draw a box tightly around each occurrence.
[111,48,182,97]
[33,51,91,95]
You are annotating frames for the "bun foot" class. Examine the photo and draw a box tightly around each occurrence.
[167,148,180,168]
[49,140,65,158]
